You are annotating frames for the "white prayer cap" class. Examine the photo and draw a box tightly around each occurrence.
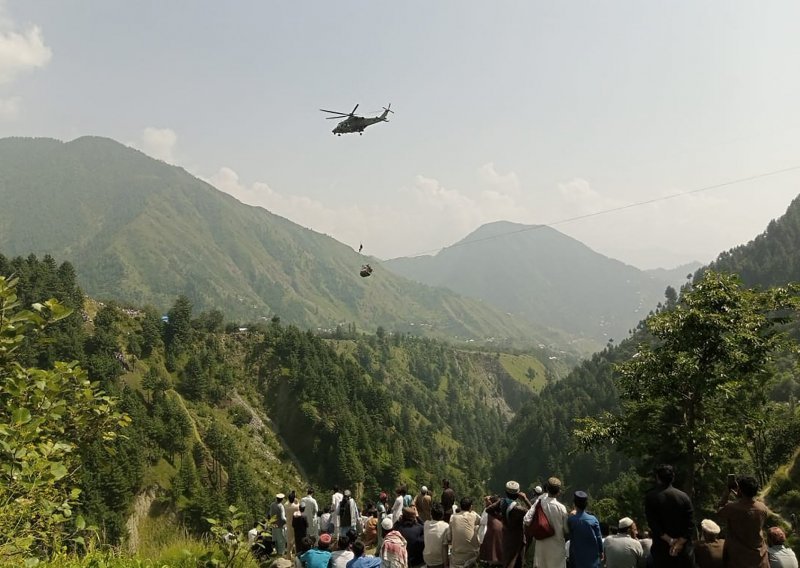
[701,519,721,535]
[618,517,634,530]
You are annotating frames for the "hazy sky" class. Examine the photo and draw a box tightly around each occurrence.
[2,1,799,269]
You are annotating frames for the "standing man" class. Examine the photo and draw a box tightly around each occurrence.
[603,517,643,568]
[286,490,300,556]
[717,475,770,568]
[566,491,603,568]
[301,487,320,538]
[270,492,288,557]
[332,486,344,516]
[392,486,407,524]
[442,479,456,523]
[335,489,362,538]
[525,478,568,568]
[377,492,390,554]
[644,465,694,568]
[415,486,433,522]
[523,486,544,568]
[485,480,531,568]
[293,503,310,549]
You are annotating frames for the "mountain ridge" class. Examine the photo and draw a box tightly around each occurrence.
[0,135,569,348]
[384,220,684,343]
[493,190,800,505]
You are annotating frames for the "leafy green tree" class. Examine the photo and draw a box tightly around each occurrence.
[0,276,129,561]
[576,271,799,500]
[196,309,225,333]
[165,295,193,354]
[142,366,170,402]
[139,305,164,357]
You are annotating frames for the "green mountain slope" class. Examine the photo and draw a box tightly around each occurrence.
[707,194,800,287]
[0,136,563,346]
[384,221,679,344]
[1,252,561,548]
[494,194,800,499]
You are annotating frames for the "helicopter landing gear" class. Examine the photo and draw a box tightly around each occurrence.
[359,132,363,135]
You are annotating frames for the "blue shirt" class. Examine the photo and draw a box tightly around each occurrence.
[346,555,382,568]
[567,511,603,568]
[301,548,332,568]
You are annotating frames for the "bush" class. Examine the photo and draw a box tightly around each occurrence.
[0,276,129,563]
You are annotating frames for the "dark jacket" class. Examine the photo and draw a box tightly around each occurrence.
[397,519,425,567]
[644,484,694,567]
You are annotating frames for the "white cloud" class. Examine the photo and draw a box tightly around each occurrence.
[0,95,19,119]
[0,23,51,84]
[205,159,792,270]
[139,127,177,163]
[207,166,540,259]
[554,178,627,218]
[0,3,51,119]
[477,162,521,196]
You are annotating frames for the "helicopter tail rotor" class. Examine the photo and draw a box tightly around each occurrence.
[381,104,394,121]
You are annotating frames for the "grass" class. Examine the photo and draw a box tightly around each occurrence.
[498,353,547,391]
[135,515,195,562]
[140,458,177,491]
[34,521,263,568]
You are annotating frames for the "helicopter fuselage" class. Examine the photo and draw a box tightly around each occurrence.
[332,115,386,135]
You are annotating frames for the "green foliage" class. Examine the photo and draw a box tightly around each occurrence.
[165,296,193,358]
[709,194,800,288]
[492,339,636,496]
[0,276,129,562]
[252,326,533,497]
[204,505,251,568]
[576,271,799,501]
[0,253,86,367]
[85,304,123,385]
[0,248,587,558]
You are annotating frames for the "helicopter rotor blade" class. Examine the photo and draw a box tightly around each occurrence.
[326,116,346,119]
[320,109,351,115]
[351,104,359,115]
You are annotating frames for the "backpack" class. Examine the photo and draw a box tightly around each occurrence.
[339,498,352,526]
[526,500,555,540]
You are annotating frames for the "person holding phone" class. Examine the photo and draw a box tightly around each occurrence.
[717,475,770,568]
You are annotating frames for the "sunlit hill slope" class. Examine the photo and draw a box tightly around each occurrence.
[0,136,569,347]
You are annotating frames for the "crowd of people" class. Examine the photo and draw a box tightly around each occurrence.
[246,467,796,568]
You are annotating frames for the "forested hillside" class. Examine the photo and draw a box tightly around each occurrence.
[385,221,687,344]
[494,195,800,518]
[0,252,563,559]
[707,194,800,287]
[0,136,567,348]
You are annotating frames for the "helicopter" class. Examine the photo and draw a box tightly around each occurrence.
[320,103,393,136]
